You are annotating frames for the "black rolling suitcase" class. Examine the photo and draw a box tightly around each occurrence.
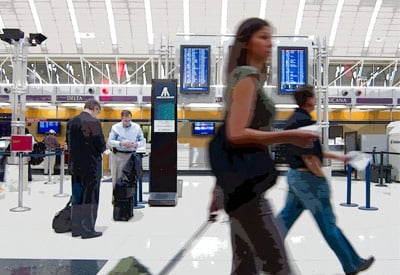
[113,177,135,221]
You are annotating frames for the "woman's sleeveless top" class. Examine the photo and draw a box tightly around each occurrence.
[224,66,276,130]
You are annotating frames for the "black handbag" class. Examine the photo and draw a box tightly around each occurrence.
[209,124,278,195]
[52,198,72,233]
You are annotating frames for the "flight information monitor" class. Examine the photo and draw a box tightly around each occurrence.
[180,45,210,93]
[192,122,215,136]
[278,46,308,94]
[38,121,60,134]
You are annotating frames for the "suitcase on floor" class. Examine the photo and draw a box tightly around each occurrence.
[113,197,134,221]
[113,177,135,221]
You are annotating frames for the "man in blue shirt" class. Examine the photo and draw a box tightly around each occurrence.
[107,110,145,189]
[278,84,374,275]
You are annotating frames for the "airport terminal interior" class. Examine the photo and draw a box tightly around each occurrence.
[1,0,400,274]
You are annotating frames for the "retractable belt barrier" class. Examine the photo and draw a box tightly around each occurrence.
[7,150,69,212]
[341,162,378,211]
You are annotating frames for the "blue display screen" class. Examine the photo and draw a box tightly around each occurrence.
[180,45,210,93]
[278,46,308,94]
[192,122,215,135]
[38,121,60,134]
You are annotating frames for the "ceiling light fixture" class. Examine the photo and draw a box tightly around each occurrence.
[220,0,228,36]
[105,0,117,46]
[0,15,5,30]
[294,0,306,35]
[183,0,190,40]
[144,0,154,45]
[67,0,82,47]
[259,0,267,19]
[28,0,43,33]
[328,0,344,47]
[363,0,382,48]
[66,0,81,46]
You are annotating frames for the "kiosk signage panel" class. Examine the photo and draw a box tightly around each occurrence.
[149,79,178,206]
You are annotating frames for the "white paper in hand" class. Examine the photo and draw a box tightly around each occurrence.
[298,124,322,137]
[346,151,372,171]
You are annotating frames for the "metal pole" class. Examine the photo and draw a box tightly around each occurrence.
[54,150,68,197]
[10,152,30,212]
[375,151,388,187]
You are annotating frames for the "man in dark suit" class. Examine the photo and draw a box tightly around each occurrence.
[66,99,106,239]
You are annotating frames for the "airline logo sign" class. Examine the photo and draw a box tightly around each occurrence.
[56,95,94,102]
[156,87,175,100]
[327,97,351,104]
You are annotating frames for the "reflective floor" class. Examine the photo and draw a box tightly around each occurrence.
[0,172,399,275]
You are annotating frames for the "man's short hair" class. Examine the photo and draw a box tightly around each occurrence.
[84,99,101,111]
[294,84,315,107]
[121,110,132,117]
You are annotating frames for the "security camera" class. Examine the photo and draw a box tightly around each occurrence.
[341,90,348,96]
[88,87,95,94]
[3,87,11,94]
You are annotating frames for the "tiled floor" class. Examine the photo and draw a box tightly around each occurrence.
[0,172,398,275]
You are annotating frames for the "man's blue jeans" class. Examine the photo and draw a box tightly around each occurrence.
[278,169,364,273]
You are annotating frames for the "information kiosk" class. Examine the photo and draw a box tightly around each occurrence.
[148,79,178,206]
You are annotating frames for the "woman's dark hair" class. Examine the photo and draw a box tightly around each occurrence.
[294,84,315,107]
[227,18,270,76]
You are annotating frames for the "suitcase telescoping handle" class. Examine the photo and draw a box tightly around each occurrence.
[158,219,214,275]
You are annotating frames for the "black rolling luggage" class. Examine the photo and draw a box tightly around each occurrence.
[112,153,142,222]
[113,177,135,221]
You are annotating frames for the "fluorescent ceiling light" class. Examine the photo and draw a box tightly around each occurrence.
[66,0,81,46]
[186,103,224,109]
[103,103,139,108]
[0,103,10,106]
[28,0,43,33]
[294,0,306,35]
[220,0,228,35]
[105,0,117,46]
[328,0,344,47]
[259,0,267,19]
[355,105,388,109]
[0,15,5,30]
[363,0,382,48]
[59,103,84,108]
[183,0,190,40]
[326,105,348,109]
[26,102,51,107]
[275,104,298,109]
[144,0,154,45]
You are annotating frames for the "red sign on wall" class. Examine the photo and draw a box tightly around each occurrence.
[11,135,33,152]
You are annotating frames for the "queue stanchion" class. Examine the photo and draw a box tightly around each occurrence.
[44,151,56,184]
[375,151,388,187]
[10,152,31,212]
[133,153,145,209]
[340,164,358,207]
[359,162,378,211]
[133,178,146,209]
[54,149,69,197]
